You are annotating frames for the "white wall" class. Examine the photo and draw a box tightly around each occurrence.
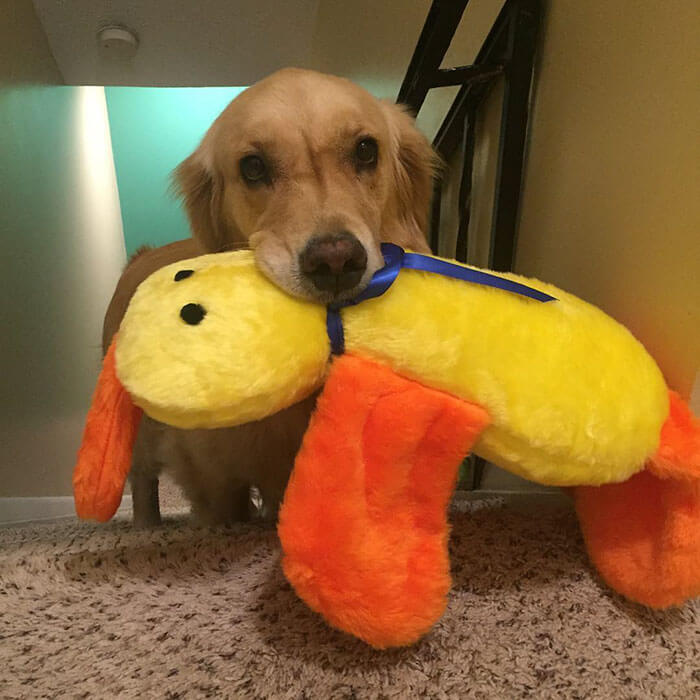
[516,0,700,400]
[0,85,126,499]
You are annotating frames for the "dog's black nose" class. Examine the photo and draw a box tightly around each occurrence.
[299,232,368,294]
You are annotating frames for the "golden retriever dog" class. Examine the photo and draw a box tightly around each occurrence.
[103,68,438,526]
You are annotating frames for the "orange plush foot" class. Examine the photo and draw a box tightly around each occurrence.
[574,392,700,608]
[650,390,700,480]
[277,354,490,648]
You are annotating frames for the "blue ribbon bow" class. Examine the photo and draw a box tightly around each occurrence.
[326,243,556,355]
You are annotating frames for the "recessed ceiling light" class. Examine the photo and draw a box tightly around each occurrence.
[97,25,139,60]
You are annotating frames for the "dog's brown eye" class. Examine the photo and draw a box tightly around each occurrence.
[355,138,378,168]
[240,155,267,184]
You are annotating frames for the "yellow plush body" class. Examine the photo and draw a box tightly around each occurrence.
[117,250,668,488]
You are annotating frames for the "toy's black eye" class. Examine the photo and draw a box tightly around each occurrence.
[180,303,206,325]
[240,155,268,184]
[174,269,194,281]
[355,138,378,169]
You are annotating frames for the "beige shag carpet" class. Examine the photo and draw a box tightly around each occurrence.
[1,486,698,699]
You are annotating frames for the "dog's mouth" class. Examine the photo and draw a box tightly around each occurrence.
[294,232,385,304]
[295,232,365,301]
[295,271,373,305]
[254,258,371,305]
[251,230,385,305]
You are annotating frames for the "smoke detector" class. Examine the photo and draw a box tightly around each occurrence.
[97,25,139,60]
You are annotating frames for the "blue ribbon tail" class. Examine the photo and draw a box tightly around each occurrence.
[400,250,557,303]
[326,305,345,355]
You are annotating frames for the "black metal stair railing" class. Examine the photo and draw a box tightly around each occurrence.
[397,0,542,488]
[398,0,541,270]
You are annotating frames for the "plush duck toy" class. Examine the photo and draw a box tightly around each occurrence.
[74,245,700,649]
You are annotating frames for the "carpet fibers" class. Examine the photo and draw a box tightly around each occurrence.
[1,492,698,699]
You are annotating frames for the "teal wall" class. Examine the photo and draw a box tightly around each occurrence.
[105,87,246,255]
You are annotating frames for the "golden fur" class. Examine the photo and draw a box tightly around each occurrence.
[102,68,437,525]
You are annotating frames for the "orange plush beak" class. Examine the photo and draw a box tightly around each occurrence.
[73,338,142,522]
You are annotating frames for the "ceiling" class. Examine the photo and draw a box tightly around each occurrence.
[31,0,506,140]
[32,0,433,100]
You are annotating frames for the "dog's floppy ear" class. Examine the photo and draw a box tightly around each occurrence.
[173,148,234,252]
[381,101,441,250]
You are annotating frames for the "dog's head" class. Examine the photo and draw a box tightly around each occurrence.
[174,68,438,302]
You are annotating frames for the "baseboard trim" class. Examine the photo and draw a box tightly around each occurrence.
[453,489,573,511]
[0,495,132,526]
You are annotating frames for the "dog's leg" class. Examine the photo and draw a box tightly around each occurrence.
[191,481,251,525]
[130,469,161,528]
[129,418,162,528]
[254,393,319,522]
[257,481,287,522]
